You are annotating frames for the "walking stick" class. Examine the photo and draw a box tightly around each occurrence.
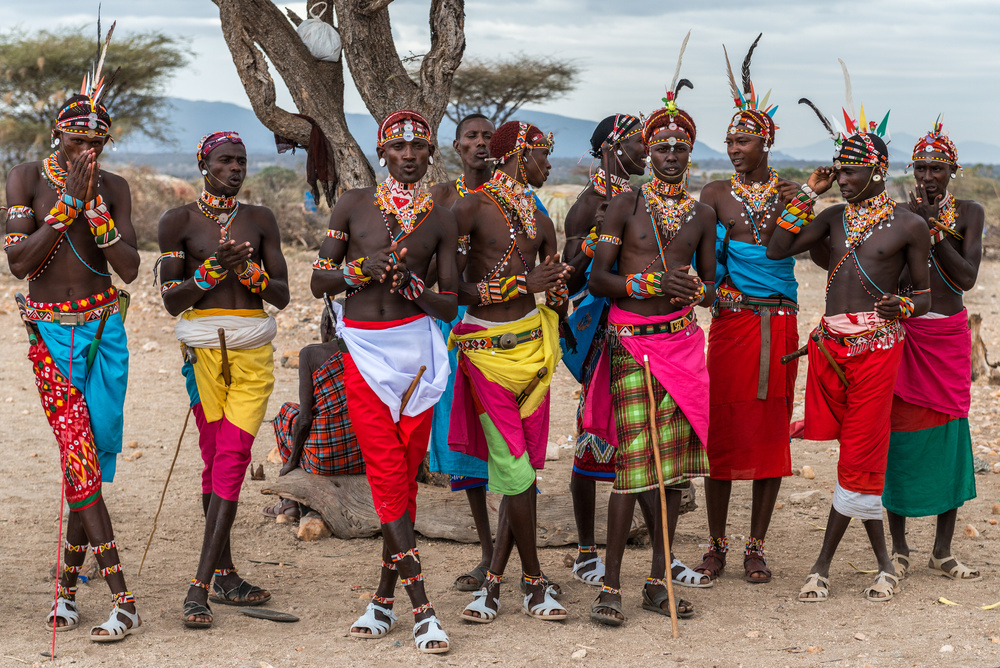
[400,366,426,414]
[641,355,680,639]
[810,331,849,388]
[218,328,232,387]
[138,406,192,577]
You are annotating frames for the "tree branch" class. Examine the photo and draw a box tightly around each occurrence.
[358,0,395,14]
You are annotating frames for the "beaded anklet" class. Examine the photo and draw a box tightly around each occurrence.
[709,536,730,554]
[381,559,397,571]
[485,571,502,586]
[400,573,425,587]
[57,583,77,600]
[214,567,237,577]
[745,536,765,557]
[578,545,597,554]
[646,577,667,587]
[100,563,123,577]
[412,602,433,615]
[601,585,621,595]
[113,591,136,606]
[522,573,544,588]
[372,595,394,606]
[189,578,210,590]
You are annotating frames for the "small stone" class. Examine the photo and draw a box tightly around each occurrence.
[142,340,159,352]
[297,511,331,541]
[807,646,823,653]
[571,649,587,659]
[990,520,997,526]
[801,465,816,479]
[990,636,999,644]
[124,450,143,462]
[773,502,784,510]
[745,631,759,638]
[126,440,139,449]
[964,524,980,538]
[940,645,954,653]
[267,445,282,465]
[789,490,822,504]
[854,633,866,641]
[275,513,293,525]
[992,504,1000,515]
[30,452,37,458]
[563,553,576,568]
[992,462,1000,474]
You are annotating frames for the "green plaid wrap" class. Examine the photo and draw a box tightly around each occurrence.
[610,341,709,494]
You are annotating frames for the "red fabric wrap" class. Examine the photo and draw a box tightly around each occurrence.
[342,351,432,524]
[707,309,797,480]
[890,395,953,433]
[804,332,903,495]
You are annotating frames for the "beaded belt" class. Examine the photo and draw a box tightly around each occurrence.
[608,311,695,339]
[24,286,119,325]
[712,283,798,317]
[816,318,904,356]
[456,327,542,353]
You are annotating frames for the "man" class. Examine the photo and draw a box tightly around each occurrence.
[427,114,497,592]
[767,96,931,602]
[264,303,365,521]
[5,79,141,639]
[883,119,983,581]
[450,120,571,624]
[158,131,290,627]
[696,38,799,585]
[311,110,457,653]
[586,93,716,626]
[560,114,659,587]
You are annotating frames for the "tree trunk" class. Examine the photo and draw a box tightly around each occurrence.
[969,313,1000,384]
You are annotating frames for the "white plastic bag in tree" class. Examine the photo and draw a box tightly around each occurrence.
[296,2,342,62]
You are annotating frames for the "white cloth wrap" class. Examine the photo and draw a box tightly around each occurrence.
[175,314,277,350]
[333,301,450,422]
[832,482,883,521]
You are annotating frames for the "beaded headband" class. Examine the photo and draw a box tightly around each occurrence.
[197,132,244,162]
[378,110,432,147]
[493,121,554,163]
[723,34,777,145]
[591,114,641,157]
[909,114,960,168]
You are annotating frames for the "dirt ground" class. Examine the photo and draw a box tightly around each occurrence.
[3,249,1000,668]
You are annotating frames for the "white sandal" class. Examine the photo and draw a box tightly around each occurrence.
[350,600,397,638]
[461,588,501,623]
[572,555,606,586]
[47,596,79,632]
[671,557,714,588]
[413,615,449,654]
[522,589,568,621]
[90,597,141,643]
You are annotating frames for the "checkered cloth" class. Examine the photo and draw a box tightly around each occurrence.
[610,341,708,494]
[274,350,364,475]
[573,328,616,481]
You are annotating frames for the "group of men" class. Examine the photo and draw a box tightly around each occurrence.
[4,32,984,655]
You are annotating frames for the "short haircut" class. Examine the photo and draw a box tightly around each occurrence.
[456,113,493,140]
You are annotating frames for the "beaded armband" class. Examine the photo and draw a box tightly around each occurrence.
[930,228,946,246]
[100,563,123,577]
[312,256,337,271]
[237,260,270,294]
[398,273,425,301]
[160,280,181,295]
[545,282,569,307]
[581,228,599,258]
[4,233,27,250]
[91,540,117,554]
[6,205,34,220]
[327,229,349,242]
[625,272,663,299]
[598,234,622,245]
[343,257,371,288]
[193,255,227,291]
[458,234,471,256]
[84,195,120,248]
[777,190,816,234]
[45,194,82,232]
[898,296,915,319]
[477,274,528,305]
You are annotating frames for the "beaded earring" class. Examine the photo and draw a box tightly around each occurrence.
[379,157,386,167]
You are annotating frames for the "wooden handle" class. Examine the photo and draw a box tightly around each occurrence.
[400,365,427,414]
[218,328,231,387]
[810,331,849,388]
[516,366,548,408]
[780,344,809,365]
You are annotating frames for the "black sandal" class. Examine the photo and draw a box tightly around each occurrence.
[182,600,213,629]
[210,579,271,607]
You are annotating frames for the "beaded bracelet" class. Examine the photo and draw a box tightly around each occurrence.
[598,234,622,245]
[45,195,82,232]
[625,272,663,299]
[581,228,598,258]
[477,275,527,305]
[545,282,569,307]
[898,296,915,319]
[327,229,349,241]
[777,190,817,234]
[84,196,120,248]
[237,260,270,294]
[3,233,27,250]
[193,256,227,291]
[343,257,371,287]
[398,273,425,301]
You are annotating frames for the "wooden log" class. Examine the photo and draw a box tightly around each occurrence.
[969,313,997,383]
[260,468,681,546]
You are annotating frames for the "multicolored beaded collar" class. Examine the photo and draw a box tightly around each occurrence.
[374,175,433,236]
[480,169,537,239]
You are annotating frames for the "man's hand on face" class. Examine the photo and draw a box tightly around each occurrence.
[807,166,837,196]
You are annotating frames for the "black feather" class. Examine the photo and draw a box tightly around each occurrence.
[798,98,837,141]
[673,78,693,100]
[95,5,102,70]
[741,32,762,95]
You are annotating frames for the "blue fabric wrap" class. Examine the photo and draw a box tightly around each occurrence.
[181,360,201,407]
[428,306,489,481]
[561,265,606,383]
[36,316,129,482]
[533,192,549,217]
[714,221,798,301]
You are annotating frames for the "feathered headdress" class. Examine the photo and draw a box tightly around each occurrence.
[798,59,890,171]
[909,114,960,169]
[56,17,118,139]
[644,31,696,147]
[724,33,778,145]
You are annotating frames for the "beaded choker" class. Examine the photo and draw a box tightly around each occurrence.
[374,176,432,235]
[200,190,237,210]
[731,167,778,215]
[641,177,696,236]
[43,154,68,194]
[480,170,537,239]
[590,168,632,197]
[843,190,895,249]
[456,174,471,196]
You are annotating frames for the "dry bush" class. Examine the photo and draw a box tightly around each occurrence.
[121,165,198,249]
[240,166,331,249]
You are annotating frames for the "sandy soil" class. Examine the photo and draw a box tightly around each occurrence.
[3,249,1000,668]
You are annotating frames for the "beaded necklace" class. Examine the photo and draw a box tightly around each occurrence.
[374,176,432,236]
[730,167,779,244]
[200,190,237,209]
[197,199,239,239]
[640,177,696,272]
[480,170,537,239]
[456,175,471,197]
[590,169,632,197]
[43,153,68,194]
[936,192,957,230]
[825,190,896,299]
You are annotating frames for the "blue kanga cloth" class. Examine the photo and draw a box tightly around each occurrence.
[714,221,797,302]
[36,316,129,482]
[428,306,489,481]
[561,264,606,383]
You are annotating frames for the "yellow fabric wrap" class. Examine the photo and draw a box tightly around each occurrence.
[448,305,561,418]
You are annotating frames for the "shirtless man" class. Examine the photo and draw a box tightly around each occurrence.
[158,131,290,627]
[5,86,141,641]
[451,120,571,624]
[586,95,716,626]
[312,110,457,654]
[768,99,931,602]
[883,119,984,582]
[427,114,498,592]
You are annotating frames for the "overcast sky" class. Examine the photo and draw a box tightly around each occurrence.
[9,0,999,154]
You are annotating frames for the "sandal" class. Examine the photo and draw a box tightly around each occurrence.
[47,595,79,632]
[672,557,713,588]
[642,579,695,619]
[864,571,899,602]
[91,593,141,642]
[413,615,449,654]
[694,548,726,581]
[928,554,982,581]
[590,587,625,627]
[798,573,829,602]
[454,565,487,592]
[522,589,567,621]
[891,552,911,579]
[573,550,606,586]
[262,498,300,520]
[210,578,271,606]
[460,588,500,624]
[350,600,397,638]
[519,572,561,598]
[182,600,213,629]
[743,552,772,584]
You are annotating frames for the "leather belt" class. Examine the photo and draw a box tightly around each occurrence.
[457,327,542,352]
[608,311,695,338]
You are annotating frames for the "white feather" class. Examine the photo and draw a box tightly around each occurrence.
[669,30,692,94]
[838,58,855,121]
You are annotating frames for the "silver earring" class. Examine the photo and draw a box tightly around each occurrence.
[52,137,60,147]
[763,145,769,153]
[873,174,882,182]
[202,169,208,175]
[428,155,434,165]
[645,156,651,164]
[379,157,386,167]
[951,173,957,179]
[616,149,623,156]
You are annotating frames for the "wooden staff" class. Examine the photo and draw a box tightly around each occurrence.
[641,355,680,639]
[137,407,192,576]
[218,328,231,387]
[780,343,808,365]
[400,366,426,414]
[516,367,548,408]
[810,330,849,388]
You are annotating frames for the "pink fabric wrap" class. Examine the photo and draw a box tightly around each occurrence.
[894,309,971,418]
[583,304,710,448]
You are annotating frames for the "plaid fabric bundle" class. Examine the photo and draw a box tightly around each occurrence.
[573,327,617,480]
[610,342,708,493]
[274,351,364,475]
